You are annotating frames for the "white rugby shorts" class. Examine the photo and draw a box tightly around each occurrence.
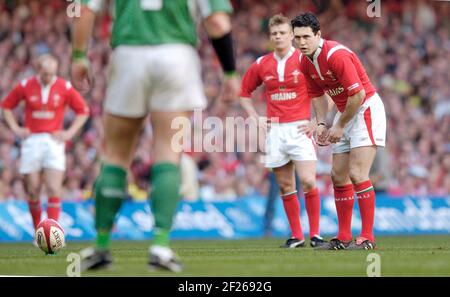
[263,120,317,168]
[19,133,66,174]
[332,93,386,154]
[104,44,207,117]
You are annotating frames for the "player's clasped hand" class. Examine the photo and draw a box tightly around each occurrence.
[71,59,93,93]
[258,116,271,132]
[13,127,31,139]
[316,124,331,146]
[326,124,344,144]
[52,130,72,143]
[221,74,241,104]
[297,121,314,138]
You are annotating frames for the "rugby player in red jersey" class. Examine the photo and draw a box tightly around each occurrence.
[1,54,89,236]
[240,14,327,248]
[292,12,386,250]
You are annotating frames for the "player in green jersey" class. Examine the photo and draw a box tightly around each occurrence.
[71,0,240,272]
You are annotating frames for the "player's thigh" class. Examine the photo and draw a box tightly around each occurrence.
[23,172,42,198]
[104,46,151,118]
[149,44,207,112]
[293,160,317,189]
[19,135,44,174]
[349,93,386,150]
[332,112,352,155]
[42,135,66,172]
[102,113,147,167]
[43,168,65,196]
[272,161,296,194]
[286,120,318,162]
[331,152,351,186]
[263,125,290,169]
[150,111,192,164]
[348,146,377,184]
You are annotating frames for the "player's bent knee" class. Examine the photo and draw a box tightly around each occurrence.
[25,186,40,199]
[349,172,369,185]
[331,170,342,184]
[47,188,61,198]
[279,185,296,195]
[277,180,295,194]
[300,178,316,192]
[331,170,349,187]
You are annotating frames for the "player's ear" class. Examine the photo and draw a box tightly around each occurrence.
[316,30,322,38]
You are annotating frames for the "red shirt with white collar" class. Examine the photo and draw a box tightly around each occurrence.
[299,39,376,112]
[1,76,89,133]
[240,47,310,123]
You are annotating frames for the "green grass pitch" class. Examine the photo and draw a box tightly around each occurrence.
[0,235,449,277]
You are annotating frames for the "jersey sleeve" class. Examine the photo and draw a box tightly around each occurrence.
[240,61,262,98]
[66,83,90,115]
[328,51,364,96]
[1,82,24,109]
[198,0,233,18]
[300,61,325,99]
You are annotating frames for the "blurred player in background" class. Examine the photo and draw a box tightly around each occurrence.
[240,15,326,248]
[0,54,89,235]
[292,12,386,250]
[72,0,240,272]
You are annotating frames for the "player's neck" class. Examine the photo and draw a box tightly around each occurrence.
[274,47,291,59]
[38,75,57,87]
[308,38,323,59]
[307,50,316,59]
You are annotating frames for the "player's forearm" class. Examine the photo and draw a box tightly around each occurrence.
[240,97,260,120]
[2,109,20,132]
[204,13,236,76]
[337,89,365,128]
[66,114,89,138]
[72,6,96,56]
[204,12,232,38]
[312,95,329,125]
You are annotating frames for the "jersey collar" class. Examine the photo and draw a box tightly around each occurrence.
[37,75,57,87]
[313,38,324,61]
[306,38,324,62]
[306,38,325,80]
[273,46,295,62]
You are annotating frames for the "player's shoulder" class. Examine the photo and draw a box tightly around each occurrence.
[255,52,274,66]
[19,78,29,88]
[325,39,354,62]
[18,76,38,88]
[54,77,74,91]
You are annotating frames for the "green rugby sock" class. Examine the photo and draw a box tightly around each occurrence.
[149,162,181,247]
[94,163,127,250]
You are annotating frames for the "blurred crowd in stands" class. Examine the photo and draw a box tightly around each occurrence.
[0,0,449,201]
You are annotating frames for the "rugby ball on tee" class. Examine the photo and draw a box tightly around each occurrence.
[35,218,65,254]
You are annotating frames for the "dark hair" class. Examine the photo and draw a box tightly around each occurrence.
[291,12,321,34]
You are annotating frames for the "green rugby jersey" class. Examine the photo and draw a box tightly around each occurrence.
[82,0,233,48]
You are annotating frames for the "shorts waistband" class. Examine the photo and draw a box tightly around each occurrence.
[270,119,310,126]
